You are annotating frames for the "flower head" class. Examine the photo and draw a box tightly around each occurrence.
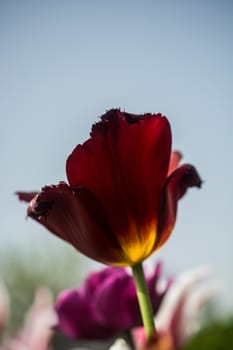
[17,109,202,266]
[55,263,170,340]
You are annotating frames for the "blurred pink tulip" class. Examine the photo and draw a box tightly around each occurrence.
[0,281,9,335]
[1,287,57,350]
[111,265,216,350]
[153,265,214,349]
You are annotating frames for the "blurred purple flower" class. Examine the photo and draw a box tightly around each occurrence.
[55,262,171,340]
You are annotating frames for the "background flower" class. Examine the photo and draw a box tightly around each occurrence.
[0,281,9,337]
[132,265,216,350]
[0,287,57,350]
[55,262,171,341]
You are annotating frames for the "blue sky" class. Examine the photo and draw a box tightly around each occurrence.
[0,0,232,310]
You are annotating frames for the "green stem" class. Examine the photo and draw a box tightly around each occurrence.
[132,262,156,338]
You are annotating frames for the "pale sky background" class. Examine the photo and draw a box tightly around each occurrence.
[0,1,232,311]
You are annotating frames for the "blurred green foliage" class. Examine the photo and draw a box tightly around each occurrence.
[0,243,83,333]
[183,318,233,350]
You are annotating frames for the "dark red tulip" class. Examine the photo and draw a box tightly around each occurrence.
[17,109,202,266]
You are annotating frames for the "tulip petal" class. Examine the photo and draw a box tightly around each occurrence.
[156,164,202,249]
[147,262,171,314]
[55,289,113,340]
[94,268,141,330]
[26,182,127,265]
[155,265,213,348]
[168,151,182,175]
[16,191,38,203]
[83,267,121,299]
[66,109,171,264]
